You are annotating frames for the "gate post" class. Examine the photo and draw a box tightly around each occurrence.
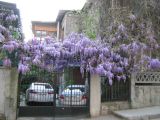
[0,68,18,120]
[90,74,101,117]
[5,68,18,120]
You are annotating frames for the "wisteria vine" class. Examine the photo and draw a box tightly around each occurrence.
[1,14,160,85]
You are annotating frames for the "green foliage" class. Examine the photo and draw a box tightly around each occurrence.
[64,68,75,86]
[24,65,54,81]
[72,8,100,40]
[82,13,97,39]
[6,50,19,67]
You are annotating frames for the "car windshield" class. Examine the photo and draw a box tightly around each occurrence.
[68,87,85,92]
[33,84,52,89]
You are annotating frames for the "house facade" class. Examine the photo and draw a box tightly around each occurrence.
[56,10,82,40]
[32,21,57,40]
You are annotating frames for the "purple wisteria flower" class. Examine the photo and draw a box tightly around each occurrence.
[23,44,30,52]
[112,54,121,62]
[120,44,128,53]
[3,44,15,53]
[121,75,126,82]
[103,62,112,71]
[129,42,140,54]
[118,24,126,32]
[6,14,18,21]
[113,67,123,73]
[96,65,106,76]
[2,40,19,53]
[0,25,5,33]
[143,55,151,61]
[123,58,129,67]
[111,37,117,44]
[129,14,136,21]
[101,47,110,57]
[3,58,11,67]
[149,59,160,70]
[116,76,121,81]
[22,57,31,62]
[109,79,113,86]
[0,33,5,42]
[33,57,41,65]
[106,71,114,79]
[18,62,30,74]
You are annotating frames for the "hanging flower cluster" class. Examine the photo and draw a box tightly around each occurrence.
[12,33,127,85]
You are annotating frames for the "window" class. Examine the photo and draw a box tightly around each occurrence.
[68,87,85,92]
[45,84,52,89]
[41,31,47,36]
[35,31,47,37]
[35,31,41,37]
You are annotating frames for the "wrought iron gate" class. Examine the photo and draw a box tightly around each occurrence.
[17,66,90,117]
[101,76,130,102]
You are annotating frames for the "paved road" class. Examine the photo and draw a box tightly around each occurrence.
[17,115,122,120]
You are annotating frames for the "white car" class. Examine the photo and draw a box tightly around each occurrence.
[26,82,54,104]
[59,85,87,106]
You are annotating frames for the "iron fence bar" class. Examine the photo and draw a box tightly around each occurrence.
[101,77,130,102]
[16,72,22,118]
[87,71,90,113]
[18,65,90,117]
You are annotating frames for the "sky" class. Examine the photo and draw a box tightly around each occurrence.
[1,0,86,41]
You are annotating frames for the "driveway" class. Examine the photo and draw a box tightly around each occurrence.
[17,115,122,120]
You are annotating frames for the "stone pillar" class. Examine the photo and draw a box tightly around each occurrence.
[90,74,101,117]
[0,68,18,120]
[131,72,136,108]
[57,22,60,40]
[0,68,8,119]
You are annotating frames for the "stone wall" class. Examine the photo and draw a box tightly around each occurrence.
[131,72,160,108]
[0,68,18,120]
[62,0,160,40]
[62,12,82,37]
[101,101,130,115]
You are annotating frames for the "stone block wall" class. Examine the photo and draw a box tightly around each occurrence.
[0,68,18,120]
[131,72,160,108]
[131,86,160,108]
[101,101,130,115]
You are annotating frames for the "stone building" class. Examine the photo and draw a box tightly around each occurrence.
[32,21,57,40]
[56,10,82,40]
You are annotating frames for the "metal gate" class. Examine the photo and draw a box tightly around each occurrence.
[17,66,90,117]
[101,76,130,102]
